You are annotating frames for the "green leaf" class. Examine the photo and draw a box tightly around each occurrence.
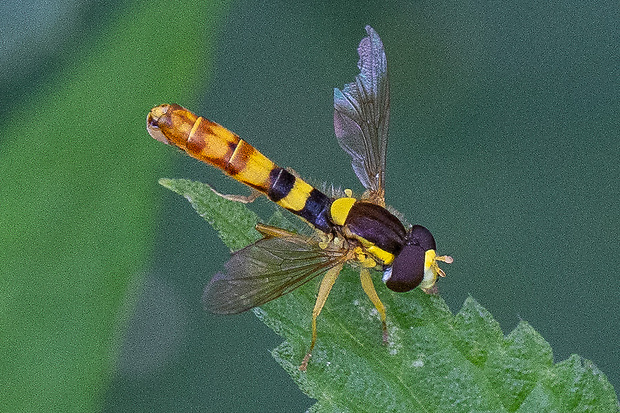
[163,178,620,412]
[0,2,229,411]
[159,178,262,251]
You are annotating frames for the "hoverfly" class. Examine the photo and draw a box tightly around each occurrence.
[147,26,452,370]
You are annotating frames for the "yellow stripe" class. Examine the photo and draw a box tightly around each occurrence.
[366,246,395,265]
[346,230,396,265]
[276,179,313,211]
[330,197,357,226]
[188,116,203,142]
[229,141,275,191]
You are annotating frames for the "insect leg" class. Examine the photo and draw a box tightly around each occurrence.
[209,184,262,203]
[299,263,343,371]
[254,223,297,238]
[360,267,388,344]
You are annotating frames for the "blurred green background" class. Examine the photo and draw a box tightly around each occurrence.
[1,0,617,411]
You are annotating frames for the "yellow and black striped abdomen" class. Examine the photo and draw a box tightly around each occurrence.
[147,104,334,232]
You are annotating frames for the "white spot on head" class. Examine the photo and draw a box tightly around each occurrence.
[411,359,424,368]
[382,267,392,283]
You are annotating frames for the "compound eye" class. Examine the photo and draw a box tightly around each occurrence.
[409,225,436,251]
[383,243,425,292]
[383,225,436,292]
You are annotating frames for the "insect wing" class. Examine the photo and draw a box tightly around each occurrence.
[334,25,390,199]
[203,233,347,314]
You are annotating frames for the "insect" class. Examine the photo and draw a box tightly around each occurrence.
[147,26,452,370]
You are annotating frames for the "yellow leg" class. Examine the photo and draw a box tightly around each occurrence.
[209,184,262,203]
[255,223,296,238]
[360,268,388,344]
[299,263,343,371]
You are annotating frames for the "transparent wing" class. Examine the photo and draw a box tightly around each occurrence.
[334,25,390,200]
[203,233,348,314]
